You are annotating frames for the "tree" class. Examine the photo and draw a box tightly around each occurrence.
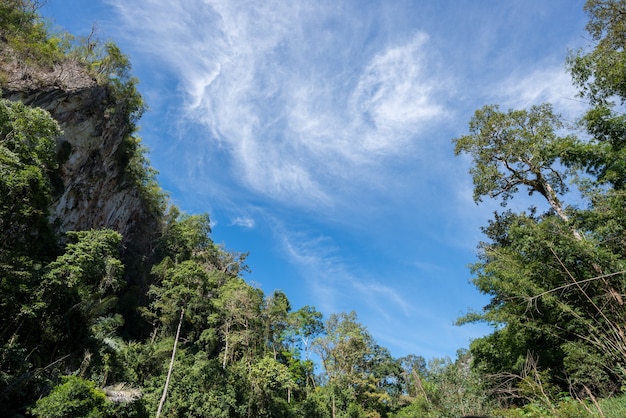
[313,311,402,418]
[454,2,626,397]
[567,0,626,188]
[145,209,248,345]
[314,312,372,387]
[0,98,59,259]
[287,305,324,362]
[146,258,213,337]
[453,103,577,223]
[458,204,626,395]
[37,229,125,349]
[214,278,264,369]
[263,290,291,360]
[1,229,126,412]
[423,350,493,417]
[0,0,69,66]
[455,127,626,398]
[568,0,626,106]
[0,2,455,416]
[0,98,61,410]
[156,308,184,418]
[154,209,213,264]
[248,356,295,417]
[284,305,324,395]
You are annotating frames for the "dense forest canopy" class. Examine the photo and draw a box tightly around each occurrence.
[2,0,626,417]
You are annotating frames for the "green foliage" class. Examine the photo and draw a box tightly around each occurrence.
[286,305,324,362]
[0,229,126,413]
[147,259,213,332]
[247,356,296,417]
[492,392,625,418]
[264,290,292,358]
[567,0,626,189]
[0,0,70,67]
[19,1,626,417]
[453,103,578,218]
[155,209,214,263]
[423,351,493,417]
[30,375,114,418]
[459,198,626,395]
[214,278,265,368]
[44,229,124,293]
[140,349,241,418]
[452,2,626,413]
[315,311,372,385]
[496,399,596,418]
[598,393,626,417]
[39,229,124,335]
[392,400,434,418]
[0,97,60,257]
[312,311,405,418]
[0,99,61,413]
[562,342,614,396]
[568,0,626,105]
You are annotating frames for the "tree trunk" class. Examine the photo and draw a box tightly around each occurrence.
[156,308,184,418]
[222,335,229,369]
[537,177,617,300]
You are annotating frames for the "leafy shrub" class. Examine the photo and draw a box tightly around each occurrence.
[30,375,114,418]
[0,0,70,67]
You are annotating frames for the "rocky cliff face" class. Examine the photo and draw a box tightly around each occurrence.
[1,57,159,263]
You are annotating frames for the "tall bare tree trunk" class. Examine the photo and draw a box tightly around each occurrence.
[156,308,185,418]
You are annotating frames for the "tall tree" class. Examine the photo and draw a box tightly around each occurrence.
[0,98,60,371]
[567,0,626,188]
[287,305,324,362]
[0,98,59,259]
[569,0,626,105]
[453,103,577,223]
[263,290,291,360]
[313,311,401,417]
[454,1,626,397]
[214,278,264,369]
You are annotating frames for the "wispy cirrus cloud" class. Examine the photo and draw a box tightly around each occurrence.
[348,32,446,152]
[95,0,589,359]
[231,216,255,229]
[278,225,412,318]
[493,65,586,119]
[107,0,448,210]
[272,220,487,357]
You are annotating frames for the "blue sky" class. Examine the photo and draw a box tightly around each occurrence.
[42,0,590,360]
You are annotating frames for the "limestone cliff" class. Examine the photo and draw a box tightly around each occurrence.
[1,54,161,267]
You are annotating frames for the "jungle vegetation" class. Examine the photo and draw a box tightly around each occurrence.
[2,1,626,417]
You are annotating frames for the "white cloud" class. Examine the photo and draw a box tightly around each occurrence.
[494,65,586,120]
[277,225,413,319]
[96,0,588,360]
[107,0,448,210]
[350,33,445,149]
[231,216,255,229]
